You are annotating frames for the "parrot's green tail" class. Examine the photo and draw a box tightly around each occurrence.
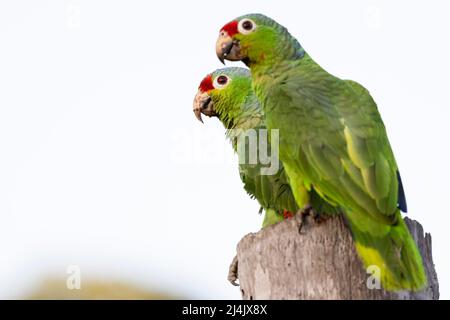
[346,210,427,292]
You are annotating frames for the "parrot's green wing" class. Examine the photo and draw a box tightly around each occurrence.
[234,121,340,228]
[262,58,399,226]
[258,55,426,291]
[237,149,297,228]
[197,67,339,228]
[345,79,407,213]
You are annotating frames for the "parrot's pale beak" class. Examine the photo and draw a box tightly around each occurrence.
[216,31,242,64]
[193,90,217,123]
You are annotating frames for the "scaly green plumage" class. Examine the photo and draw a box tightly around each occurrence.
[196,67,339,227]
[219,14,426,290]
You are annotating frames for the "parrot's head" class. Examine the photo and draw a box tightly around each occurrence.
[216,14,304,67]
[193,67,253,127]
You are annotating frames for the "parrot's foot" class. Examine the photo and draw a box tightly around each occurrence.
[227,255,239,286]
[296,204,316,235]
[312,211,328,224]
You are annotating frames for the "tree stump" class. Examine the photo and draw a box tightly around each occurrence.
[232,214,439,300]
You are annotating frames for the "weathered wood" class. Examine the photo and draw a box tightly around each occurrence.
[233,214,438,300]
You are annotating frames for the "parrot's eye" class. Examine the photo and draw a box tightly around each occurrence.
[217,76,228,85]
[213,75,230,89]
[238,19,256,35]
[242,20,253,30]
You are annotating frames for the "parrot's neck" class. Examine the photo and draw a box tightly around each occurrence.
[249,52,312,79]
[245,31,306,75]
[221,96,264,145]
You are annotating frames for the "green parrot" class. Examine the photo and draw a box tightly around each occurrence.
[193,67,339,228]
[215,14,426,291]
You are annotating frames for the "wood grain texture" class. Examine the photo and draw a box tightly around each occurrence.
[234,215,438,300]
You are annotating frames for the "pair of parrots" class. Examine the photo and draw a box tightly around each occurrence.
[192,14,426,291]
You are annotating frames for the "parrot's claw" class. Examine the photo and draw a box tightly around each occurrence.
[296,204,316,235]
[296,211,305,234]
[228,255,239,286]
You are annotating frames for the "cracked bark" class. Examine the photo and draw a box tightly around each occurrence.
[233,214,439,300]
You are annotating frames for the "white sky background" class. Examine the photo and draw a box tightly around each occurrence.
[0,0,449,299]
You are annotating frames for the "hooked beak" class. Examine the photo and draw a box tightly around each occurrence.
[193,90,217,123]
[216,31,242,64]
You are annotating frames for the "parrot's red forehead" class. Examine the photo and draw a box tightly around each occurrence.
[199,74,214,93]
[220,20,238,37]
